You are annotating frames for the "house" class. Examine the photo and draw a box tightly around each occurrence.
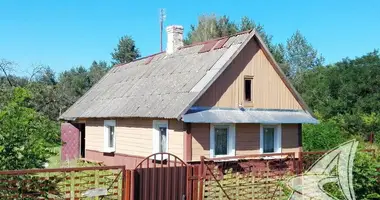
[59,25,317,169]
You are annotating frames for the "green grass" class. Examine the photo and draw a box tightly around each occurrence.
[47,146,61,168]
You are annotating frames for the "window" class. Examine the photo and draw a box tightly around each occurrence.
[260,125,281,154]
[153,120,169,154]
[210,124,235,157]
[104,120,116,152]
[244,77,253,102]
[263,127,275,153]
[158,126,167,152]
[215,127,228,155]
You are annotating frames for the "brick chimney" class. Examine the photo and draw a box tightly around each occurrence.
[166,25,183,54]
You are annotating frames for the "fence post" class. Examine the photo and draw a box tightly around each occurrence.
[298,151,303,175]
[198,156,205,200]
[124,170,131,200]
[186,165,192,200]
[291,152,296,175]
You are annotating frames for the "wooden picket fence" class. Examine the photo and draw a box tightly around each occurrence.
[0,149,377,200]
[0,165,127,199]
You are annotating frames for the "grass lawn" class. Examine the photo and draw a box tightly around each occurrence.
[47,146,61,168]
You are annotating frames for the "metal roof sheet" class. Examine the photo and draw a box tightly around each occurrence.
[182,107,318,124]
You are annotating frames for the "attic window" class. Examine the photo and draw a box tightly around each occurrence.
[244,77,253,102]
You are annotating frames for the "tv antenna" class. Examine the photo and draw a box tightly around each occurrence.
[159,8,166,52]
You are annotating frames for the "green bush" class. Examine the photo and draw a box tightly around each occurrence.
[352,151,380,200]
[0,87,60,170]
[319,150,380,200]
[303,119,346,151]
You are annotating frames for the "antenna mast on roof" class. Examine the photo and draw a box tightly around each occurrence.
[159,8,166,52]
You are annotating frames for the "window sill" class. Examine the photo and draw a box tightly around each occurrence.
[210,154,236,160]
[243,101,254,107]
[259,151,284,159]
[152,153,168,161]
[103,149,115,153]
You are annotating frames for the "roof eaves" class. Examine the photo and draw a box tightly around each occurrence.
[175,30,257,120]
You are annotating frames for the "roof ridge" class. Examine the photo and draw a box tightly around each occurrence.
[180,29,252,49]
[115,51,166,67]
[115,30,253,67]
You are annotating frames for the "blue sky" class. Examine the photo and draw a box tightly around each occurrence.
[1,0,379,75]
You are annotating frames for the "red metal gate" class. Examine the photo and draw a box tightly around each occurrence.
[133,153,188,200]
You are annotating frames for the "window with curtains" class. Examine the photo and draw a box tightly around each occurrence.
[104,120,116,152]
[158,126,167,152]
[153,120,169,154]
[215,127,228,156]
[210,124,236,158]
[260,125,281,154]
[263,127,275,153]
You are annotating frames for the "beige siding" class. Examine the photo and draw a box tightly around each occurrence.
[115,118,153,158]
[195,38,302,110]
[191,123,300,161]
[168,120,184,159]
[85,119,104,152]
[192,123,210,160]
[84,118,184,160]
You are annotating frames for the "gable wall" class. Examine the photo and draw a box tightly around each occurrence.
[195,38,302,110]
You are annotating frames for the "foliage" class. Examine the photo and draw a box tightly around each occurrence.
[323,150,380,200]
[184,14,324,79]
[0,87,60,170]
[351,151,380,200]
[111,35,141,65]
[297,51,380,141]
[285,30,324,85]
[0,175,64,200]
[302,117,346,151]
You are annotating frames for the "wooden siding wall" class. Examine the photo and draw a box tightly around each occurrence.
[191,123,300,161]
[281,124,300,154]
[195,38,302,110]
[84,118,184,160]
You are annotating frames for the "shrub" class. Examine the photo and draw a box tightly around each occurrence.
[0,87,60,170]
[303,119,346,151]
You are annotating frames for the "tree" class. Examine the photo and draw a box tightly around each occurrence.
[184,14,290,74]
[56,61,111,117]
[217,15,238,37]
[0,59,15,86]
[111,35,140,65]
[88,60,110,85]
[285,30,324,83]
[184,14,221,45]
[0,87,60,170]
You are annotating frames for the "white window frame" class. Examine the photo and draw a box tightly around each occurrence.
[260,124,282,154]
[210,124,236,158]
[103,120,116,153]
[152,120,169,155]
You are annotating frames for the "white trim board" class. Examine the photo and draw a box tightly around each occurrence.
[260,124,282,154]
[152,120,169,154]
[210,124,236,158]
[103,120,116,153]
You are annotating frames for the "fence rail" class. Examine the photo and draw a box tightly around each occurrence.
[0,149,377,200]
[0,165,126,200]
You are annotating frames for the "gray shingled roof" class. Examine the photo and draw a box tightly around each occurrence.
[60,32,252,120]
